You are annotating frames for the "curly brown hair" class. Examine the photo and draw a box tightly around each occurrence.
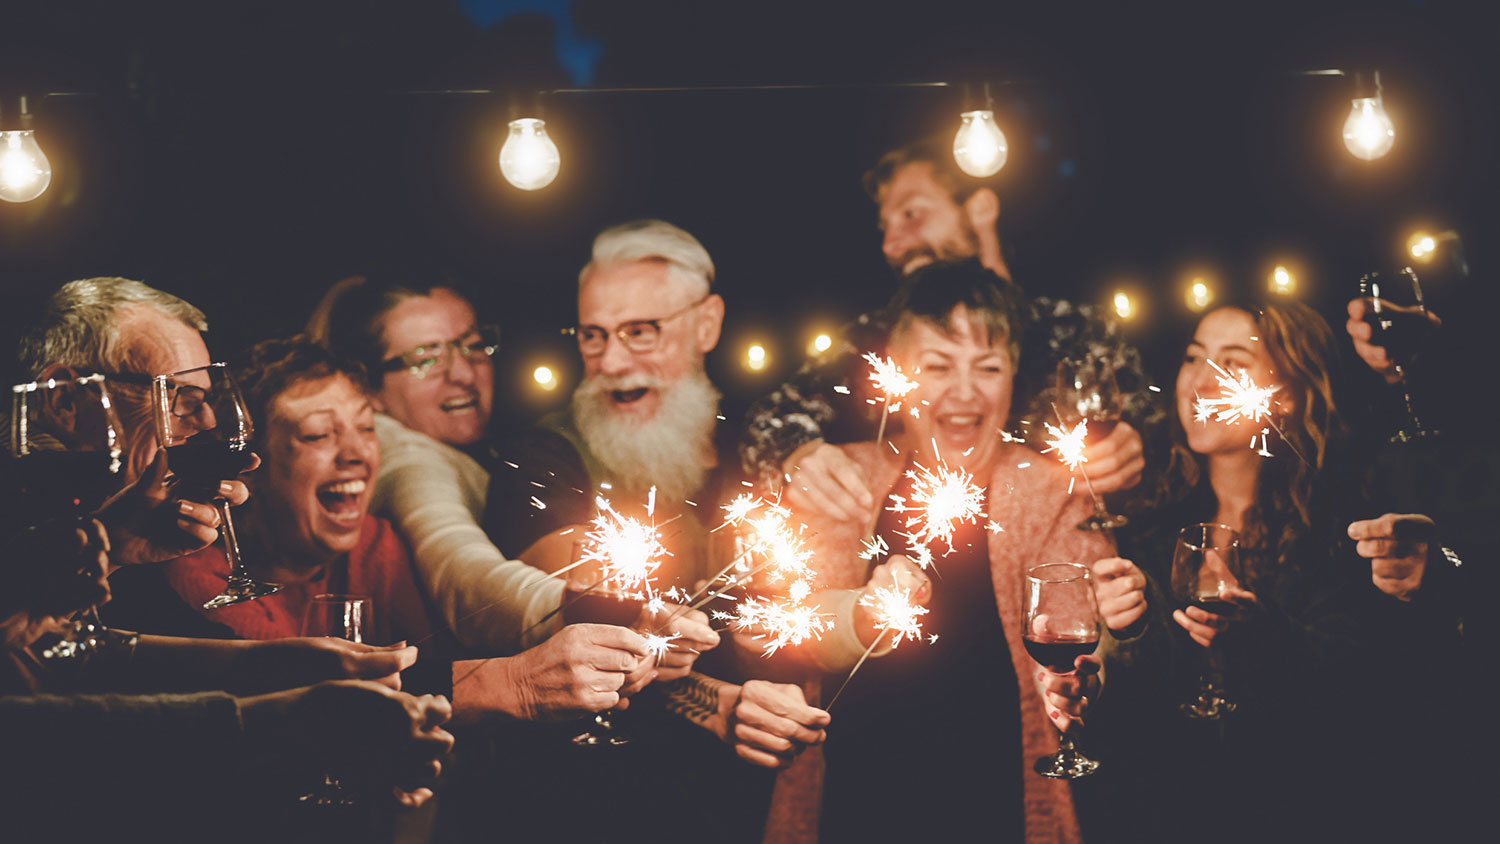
[232,335,369,450]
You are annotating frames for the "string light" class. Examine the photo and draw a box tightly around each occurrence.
[1112,291,1134,320]
[1185,278,1213,312]
[499,117,560,190]
[954,109,1008,177]
[1342,71,1394,161]
[812,333,832,353]
[533,365,557,391]
[746,343,767,372]
[0,96,52,203]
[1270,266,1295,295]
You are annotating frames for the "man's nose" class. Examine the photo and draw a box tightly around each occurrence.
[596,334,635,375]
[882,228,910,264]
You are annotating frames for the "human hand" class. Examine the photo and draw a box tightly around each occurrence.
[634,603,720,682]
[782,439,874,524]
[501,623,651,721]
[236,638,418,693]
[1090,557,1147,634]
[241,680,453,807]
[1080,421,1144,494]
[1349,513,1436,601]
[1036,655,1102,732]
[2,517,111,648]
[1346,298,1442,384]
[853,553,932,649]
[95,449,258,567]
[1172,585,1258,647]
[725,679,830,768]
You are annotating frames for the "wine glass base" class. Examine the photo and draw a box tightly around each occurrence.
[1180,697,1236,720]
[1078,512,1128,531]
[1034,752,1100,779]
[202,577,282,610]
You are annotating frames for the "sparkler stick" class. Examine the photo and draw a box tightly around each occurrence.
[824,629,885,709]
[825,583,929,708]
[1044,406,1107,511]
[863,352,919,446]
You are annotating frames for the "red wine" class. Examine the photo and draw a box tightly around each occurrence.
[564,588,644,627]
[1190,598,1237,617]
[1084,417,1120,445]
[1362,308,1436,367]
[8,450,121,517]
[1023,636,1099,672]
[166,433,256,497]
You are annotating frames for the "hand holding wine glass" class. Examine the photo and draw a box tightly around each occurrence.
[1053,357,1129,531]
[152,362,277,609]
[299,594,373,806]
[1170,523,1251,719]
[1023,561,1102,779]
[1354,268,1441,442]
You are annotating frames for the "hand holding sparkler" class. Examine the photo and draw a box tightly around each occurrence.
[725,679,830,769]
[826,573,933,708]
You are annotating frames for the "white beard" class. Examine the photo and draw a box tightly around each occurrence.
[571,367,721,502]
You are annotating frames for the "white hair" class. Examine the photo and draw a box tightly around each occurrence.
[579,219,714,298]
[17,277,208,377]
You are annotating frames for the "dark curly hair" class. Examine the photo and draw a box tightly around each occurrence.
[232,335,369,448]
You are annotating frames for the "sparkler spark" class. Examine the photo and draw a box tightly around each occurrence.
[1191,359,1285,457]
[858,584,929,649]
[731,594,833,656]
[888,461,985,555]
[1041,419,1090,472]
[862,352,920,401]
[577,495,669,598]
[641,633,676,661]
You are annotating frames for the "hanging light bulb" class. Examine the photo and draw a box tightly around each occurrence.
[0,97,52,203]
[1342,71,1394,161]
[499,117,560,190]
[1112,291,1135,320]
[953,109,1008,178]
[1270,266,1295,295]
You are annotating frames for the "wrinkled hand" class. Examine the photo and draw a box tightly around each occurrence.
[1172,586,1258,647]
[782,439,874,525]
[237,638,418,693]
[1,517,111,649]
[635,603,720,682]
[95,449,258,567]
[1036,655,1102,732]
[1080,420,1144,494]
[725,679,830,768]
[243,680,453,807]
[505,623,651,721]
[853,553,933,649]
[1349,513,1436,601]
[1346,298,1442,384]
[1090,557,1147,633]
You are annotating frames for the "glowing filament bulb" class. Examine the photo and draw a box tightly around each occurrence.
[1343,97,1394,161]
[533,365,557,390]
[1270,266,1294,295]
[1408,233,1436,260]
[499,118,560,190]
[813,333,832,353]
[953,110,1008,177]
[746,344,767,371]
[0,130,52,203]
[1186,279,1213,311]
[1112,291,1134,320]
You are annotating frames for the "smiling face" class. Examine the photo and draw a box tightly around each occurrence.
[374,288,493,447]
[257,373,379,568]
[877,162,982,278]
[574,260,723,423]
[890,305,1014,477]
[1177,307,1287,457]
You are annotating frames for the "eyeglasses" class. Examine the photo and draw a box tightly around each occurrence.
[563,296,707,357]
[381,325,500,380]
[98,370,212,418]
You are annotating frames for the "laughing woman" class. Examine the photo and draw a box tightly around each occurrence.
[153,337,438,644]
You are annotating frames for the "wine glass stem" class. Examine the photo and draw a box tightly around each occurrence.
[214,499,247,577]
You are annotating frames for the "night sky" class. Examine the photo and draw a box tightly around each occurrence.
[2,1,1495,449]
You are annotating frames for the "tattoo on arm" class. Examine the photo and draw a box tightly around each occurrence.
[662,672,729,728]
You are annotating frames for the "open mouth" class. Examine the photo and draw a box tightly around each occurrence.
[316,478,366,524]
[610,387,650,405]
[441,395,478,413]
[936,414,982,435]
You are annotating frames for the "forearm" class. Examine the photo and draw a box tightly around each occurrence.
[93,633,253,693]
[447,656,527,725]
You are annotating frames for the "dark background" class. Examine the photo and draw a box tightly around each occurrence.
[2,1,1496,556]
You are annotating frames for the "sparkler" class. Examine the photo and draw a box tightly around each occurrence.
[887,459,985,556]
[728,594,833,656]
[863,352,920,446]
[826,584,931,708]
[1044,404,1127,532]
[1191,359,1310,467]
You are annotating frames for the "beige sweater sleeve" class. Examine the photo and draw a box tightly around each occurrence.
[371,414,564,652]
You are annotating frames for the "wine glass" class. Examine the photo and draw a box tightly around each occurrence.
[300,594,371,806]
[152,362,278,609]
[1022,561,1102,779]
[8,373,126,658]
[563,543,645,747]
[1053,357,1127,531]
[1358,268,1440,442]
[1170,523,1242,720]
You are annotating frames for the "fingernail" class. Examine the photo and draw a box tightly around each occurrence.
[1037,671,1046,681]
[219,481,235,496]
[178,501,195,515]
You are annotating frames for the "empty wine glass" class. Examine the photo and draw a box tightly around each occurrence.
[152,363,277,609]
[1170,523,1242,720]
[300,594,371,806]
[1054,357,1127,531]
[9,373,126,658]
[563,544,644,747]
[1357,268,1440,442]
[1023,561,1102,779]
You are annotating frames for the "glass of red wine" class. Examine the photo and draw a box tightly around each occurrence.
[8,373,126,658]
[1023,561,1102,779]
[1358,268,1439,443]
[563,542,645,747]
[1054,357,1127,531]
[1170,523,1243,720]
[299,594,371,806]
[151,363,277,609]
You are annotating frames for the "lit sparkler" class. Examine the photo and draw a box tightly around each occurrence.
[1042,419,1089,472]
[887,460,985,555]
[730,594,833,656]
[826,584,931,708]
[1191,359,1309,466]
[863,352,920,445]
